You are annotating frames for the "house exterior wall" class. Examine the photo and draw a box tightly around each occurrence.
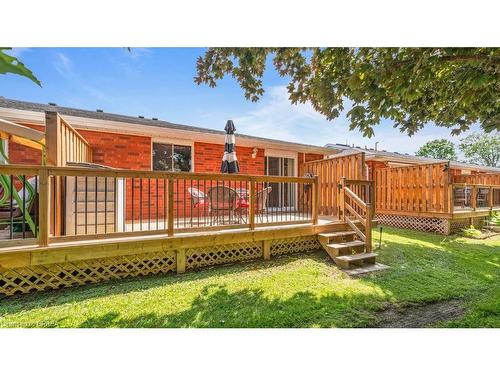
[5,122,326,222]
[7,123,44,165]
[298,152,324,176]
[194,142,266,175]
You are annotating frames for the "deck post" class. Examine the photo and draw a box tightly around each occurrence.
[340,177,346,222]
[176,249,186,273]
[365,203,372,253]
[263,240,271,260]
[312,175,319,225]
[38,167,50,247]
[471,184,477,211]
[488,186,493,209]
[249,179,256,230]
[45,111,62,167]
[167,177,174,236]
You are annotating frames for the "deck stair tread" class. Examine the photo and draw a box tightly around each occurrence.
[318,231,356,239]
[327,240,365,249]
[335,252,377,262]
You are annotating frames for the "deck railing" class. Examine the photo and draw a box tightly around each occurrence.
[340,178,374,252]
[374,163,500,216]
[374,162,451,215]
[451,183,500,211]
[0,164,318,247]
[45,111,93,166]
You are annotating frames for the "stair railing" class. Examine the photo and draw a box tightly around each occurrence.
[340,177,374,252]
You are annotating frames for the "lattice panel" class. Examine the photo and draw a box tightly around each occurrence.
[0,251,176,296]
[270,236,321,256]
[375,214,448,235]
[449,217,485,234]
[185,242,262,270]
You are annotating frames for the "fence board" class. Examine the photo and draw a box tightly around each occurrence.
[304,152,366,217]
[374,162,450,215]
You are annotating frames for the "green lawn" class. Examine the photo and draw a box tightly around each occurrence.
[0,228,498,328]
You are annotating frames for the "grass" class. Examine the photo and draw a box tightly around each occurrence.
[0,227,498,328]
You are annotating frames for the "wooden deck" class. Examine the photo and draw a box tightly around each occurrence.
[1,163,359,296]
[0,217,349,296]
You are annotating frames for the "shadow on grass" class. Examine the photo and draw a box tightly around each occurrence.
[0,252,328,316]
[1,228,498,328]
[77,283,379,328]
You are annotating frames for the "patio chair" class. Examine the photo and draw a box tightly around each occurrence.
[187,187,208,224]
[239,186,273,223]
[206,185,239,225]
[453,187,469,209]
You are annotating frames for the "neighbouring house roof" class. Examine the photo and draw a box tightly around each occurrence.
[325,143,500,173]
[0,97,335,155]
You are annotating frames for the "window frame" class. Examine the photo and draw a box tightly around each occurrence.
[151,138,194,172]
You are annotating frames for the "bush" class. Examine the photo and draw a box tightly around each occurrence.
[461,226,482,239]
[486,212,500,226]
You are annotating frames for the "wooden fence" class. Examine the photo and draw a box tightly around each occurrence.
[374,162,451,215]
[303,152,366,217]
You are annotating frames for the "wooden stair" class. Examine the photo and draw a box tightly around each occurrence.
[318,230,377,270]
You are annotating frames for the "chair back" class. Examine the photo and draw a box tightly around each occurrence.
[207,185,238,210]
[187,187,206,206]
[256,187,272,211]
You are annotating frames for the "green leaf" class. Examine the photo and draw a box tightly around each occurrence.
[0,48,41,86]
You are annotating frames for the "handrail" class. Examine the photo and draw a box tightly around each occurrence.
[344,187,367,210]
[45,112,93,166]
[340,177,373,252]
[0,164,316,184]
[344,201,366,226]
[345,216,366,241]
[58,114,91,146]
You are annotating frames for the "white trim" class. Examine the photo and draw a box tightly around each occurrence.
[0,107,335,155]
[264,148,298,159]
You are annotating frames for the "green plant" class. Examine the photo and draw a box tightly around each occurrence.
[0,48,41,86]
[416,139,458,160]
[195,48,500,137]
[461,225,482,238]
[459,132,500,167]
[486,212,500,226]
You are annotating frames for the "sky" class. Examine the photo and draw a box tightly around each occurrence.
[1,47,480,154]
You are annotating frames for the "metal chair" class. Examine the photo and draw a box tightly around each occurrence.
[206,185,239,225]
[187,187,208,225]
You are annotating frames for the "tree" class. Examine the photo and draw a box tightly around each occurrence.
[195,48,500,137]
[0,48,41,86]
[416,139,458,160]
[459,132,500,167]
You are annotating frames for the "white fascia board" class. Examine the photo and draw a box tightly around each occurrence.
[0,107,333,155]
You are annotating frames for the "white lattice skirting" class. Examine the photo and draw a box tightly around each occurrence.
[0,237,322,296]
[375,214,487,235]
[375,214,449,235]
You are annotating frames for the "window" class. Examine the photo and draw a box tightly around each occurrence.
[152,142,192,172]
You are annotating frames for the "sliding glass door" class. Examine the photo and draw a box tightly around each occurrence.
[265,156,296,210]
